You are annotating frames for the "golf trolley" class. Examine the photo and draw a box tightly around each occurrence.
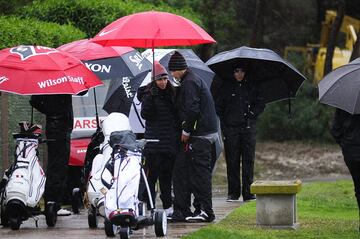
[0,122,57,230]
[85,113,167,239]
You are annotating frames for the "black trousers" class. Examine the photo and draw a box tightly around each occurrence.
[144,153,175,209]
[44,130,70,205]
[342,146,360,210]
[223,127,256,199]
[173,138,214,216]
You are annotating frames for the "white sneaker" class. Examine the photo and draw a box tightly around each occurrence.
[165,206,173,217]
[57,208,71,216]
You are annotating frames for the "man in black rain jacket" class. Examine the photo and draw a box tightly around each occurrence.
[169,51,218,223]
[30,94,73,216]
[330,108,360,231]
[215,67,265,202]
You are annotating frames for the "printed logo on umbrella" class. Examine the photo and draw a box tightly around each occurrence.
[0,76,9,84]
[10,45,58,60]
[38,76,84,89]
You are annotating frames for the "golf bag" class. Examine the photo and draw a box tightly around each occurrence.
[86,113,167,238]
[0,122,46,230]
[86,113,134,221]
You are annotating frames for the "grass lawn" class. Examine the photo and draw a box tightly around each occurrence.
[184,180,360,239]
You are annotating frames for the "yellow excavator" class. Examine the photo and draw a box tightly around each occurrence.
[284,10,360,83]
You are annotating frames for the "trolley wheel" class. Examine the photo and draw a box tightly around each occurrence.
[88,206,98,228]
[45,202,57,227]
[119,227,130,239]
[9,217,21,230]
[104,218,117,237]
[154,210,167,237]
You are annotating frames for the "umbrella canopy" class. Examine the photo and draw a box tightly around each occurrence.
[142,48,215,88]
[0,45,103,95]
[206,46,306,103]
[57,39,134,61]
[318,57,360,114]
[58,39,152,116]
[91,11,215,48]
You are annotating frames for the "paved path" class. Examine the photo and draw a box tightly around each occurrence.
[1,197,242,239]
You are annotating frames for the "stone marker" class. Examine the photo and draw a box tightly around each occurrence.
[250,180,302,229]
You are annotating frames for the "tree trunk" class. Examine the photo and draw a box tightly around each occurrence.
[324,0,345,75]
[250,0,265,47]
[350,33,360,61]
[198,0,217,61]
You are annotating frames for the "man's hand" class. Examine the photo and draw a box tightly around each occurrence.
[181,133,190,142]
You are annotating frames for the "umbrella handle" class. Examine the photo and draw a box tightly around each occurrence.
[31,107,34,126]
[93,88,100,130]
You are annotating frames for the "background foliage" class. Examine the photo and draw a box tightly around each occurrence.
[1,0,360,147]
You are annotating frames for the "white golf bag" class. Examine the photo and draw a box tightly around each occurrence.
[103,144,142,220]
[0,122,46,229]
[87,113,135,218]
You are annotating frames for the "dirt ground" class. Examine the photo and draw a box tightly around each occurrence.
[213,141,350,185]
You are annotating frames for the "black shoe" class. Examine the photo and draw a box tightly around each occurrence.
[193,208,201,216]
[226,195,240,202]
[168,210,187,222]
[185,210,215,223]
[243,194,256,202]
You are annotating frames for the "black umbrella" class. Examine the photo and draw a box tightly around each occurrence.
[100,51,152,114]
[318,58,360,114]
[129,48,216,133]
[206,46,306,104]
[142,48,215,88]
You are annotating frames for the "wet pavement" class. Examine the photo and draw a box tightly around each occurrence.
[1,196,242,239]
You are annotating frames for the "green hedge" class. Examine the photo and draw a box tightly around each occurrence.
[17,0,202,38]
[0,16,86,49]
[257,81,335,143]
[0,16,85,169]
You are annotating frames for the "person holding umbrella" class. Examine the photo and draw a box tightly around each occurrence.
[214,66,265,202]
[168,51,218,222]
[30,94,74,216]
[330,110,360,231]
[137,61,178,216]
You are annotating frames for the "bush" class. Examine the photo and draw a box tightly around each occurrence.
[0,16,85,169]
[17,0,202,38]
[0,15,86,49]
[257,81,335,143]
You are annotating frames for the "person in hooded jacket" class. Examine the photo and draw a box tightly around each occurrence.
[137,61,178,216]
[330,108,360,231]
[215,67,265,202]
[29,94,73,217]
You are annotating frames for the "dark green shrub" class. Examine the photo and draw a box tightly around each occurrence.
[18,0,201,38]
[0,15,86,49]
[257,81,335,143]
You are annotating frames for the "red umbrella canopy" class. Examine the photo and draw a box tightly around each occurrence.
[91,11,216,48]
[57,39,135,61]
[0,45,103,95]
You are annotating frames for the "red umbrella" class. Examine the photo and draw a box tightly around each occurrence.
[91,11,216,48]
[57,39,134,61]
[0,45,103,95]
[91,11,216,80]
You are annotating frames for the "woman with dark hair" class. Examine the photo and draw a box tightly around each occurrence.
[137,61,178,216]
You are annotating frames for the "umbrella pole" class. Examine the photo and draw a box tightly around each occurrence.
[93,88,100,130]
[31,106,34,126]
[152,45,155,81]
[288,97,292,119]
